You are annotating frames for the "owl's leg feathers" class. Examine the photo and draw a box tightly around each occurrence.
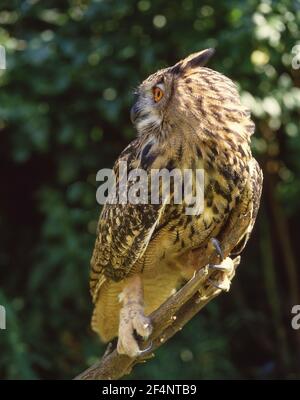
[117,274,152,358]
[208,257,236,292]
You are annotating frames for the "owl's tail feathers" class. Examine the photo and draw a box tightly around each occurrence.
[91,280,124,343]
[91,269,182,343]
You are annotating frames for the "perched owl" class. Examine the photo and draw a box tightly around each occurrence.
[90,49,263,357]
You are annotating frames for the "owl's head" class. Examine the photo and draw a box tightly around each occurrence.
[131,49,253,143]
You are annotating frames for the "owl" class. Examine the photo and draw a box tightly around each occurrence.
[90,49,263,357]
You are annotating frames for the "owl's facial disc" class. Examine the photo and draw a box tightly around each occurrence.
[131,77,168,135]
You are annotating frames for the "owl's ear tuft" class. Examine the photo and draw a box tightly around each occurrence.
[169,48,215,76]
[169,62,183,75]
[183,48,215,70]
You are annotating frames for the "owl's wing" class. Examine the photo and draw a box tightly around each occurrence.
[90,140,166,303]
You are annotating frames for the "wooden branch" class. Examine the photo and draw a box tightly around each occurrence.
[75,258,239,380]
[75,186,252,380]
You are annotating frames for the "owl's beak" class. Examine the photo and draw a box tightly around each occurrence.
[130,103,139,124]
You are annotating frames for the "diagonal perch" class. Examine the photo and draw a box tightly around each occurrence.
[75,256,240,380]
[75,189,251,380]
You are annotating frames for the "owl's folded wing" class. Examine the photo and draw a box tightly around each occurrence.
[90,203,165,302]
[90,141,166,303]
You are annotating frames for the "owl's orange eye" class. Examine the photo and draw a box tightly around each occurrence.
[152,86,164,103]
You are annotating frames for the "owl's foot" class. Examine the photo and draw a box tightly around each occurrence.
[117,274,152,358]
[208,257,235,292]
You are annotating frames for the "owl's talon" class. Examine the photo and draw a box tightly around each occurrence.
[138,341,153,356]
[209,264,225,271]
[210,238,224,261]
[208,257,235,292]
[209,262,232,272]
[208,277,231,292]
[209,257,235,273]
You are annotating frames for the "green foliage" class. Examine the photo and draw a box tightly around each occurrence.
[0,0,299,379]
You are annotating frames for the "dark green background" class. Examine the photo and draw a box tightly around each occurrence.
[0,0,299,379]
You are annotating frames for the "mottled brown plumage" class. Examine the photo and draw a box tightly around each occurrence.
[90,49,263,356]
